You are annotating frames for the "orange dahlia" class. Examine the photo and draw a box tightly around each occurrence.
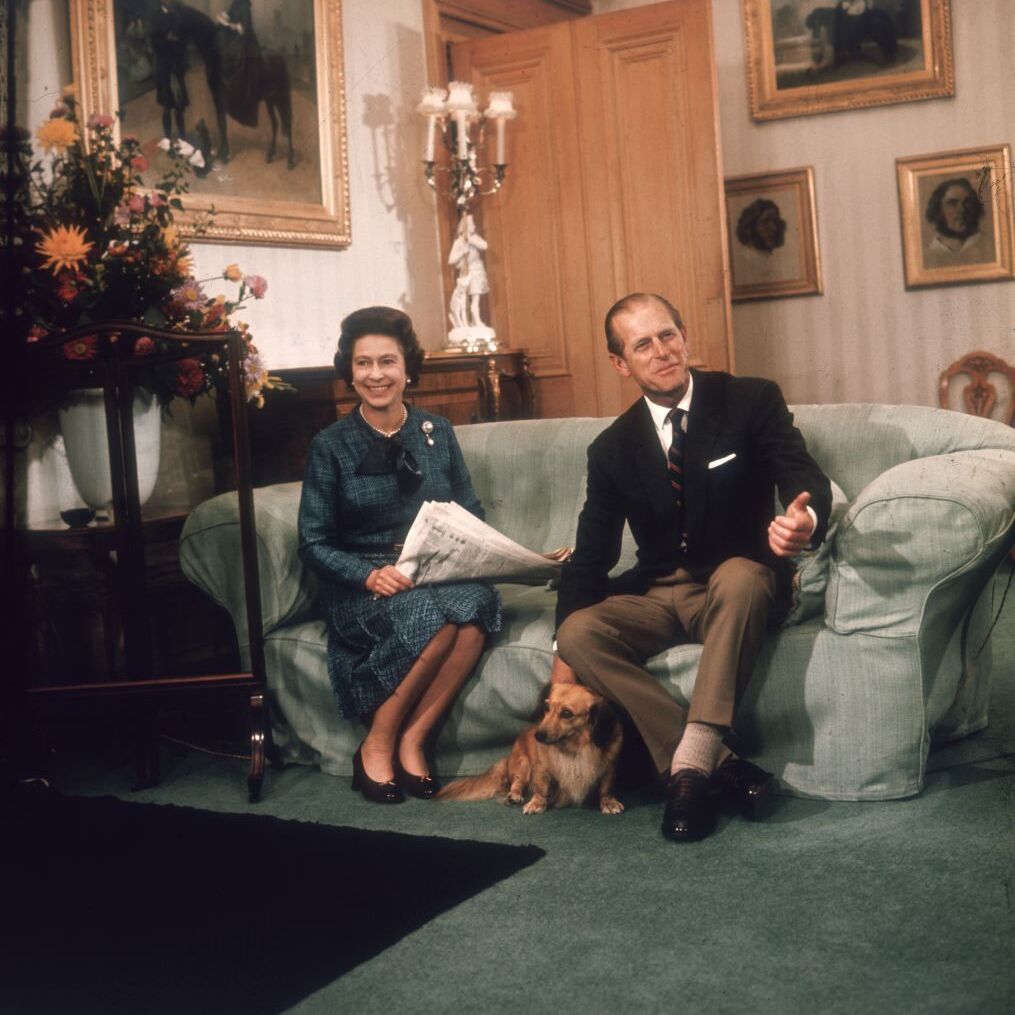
[36,224,94,274]
[36,117,77,153]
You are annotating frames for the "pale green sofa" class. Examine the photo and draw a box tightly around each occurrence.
[180,404,1015,800]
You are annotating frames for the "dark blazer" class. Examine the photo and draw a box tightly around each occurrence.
[555,369,832,628]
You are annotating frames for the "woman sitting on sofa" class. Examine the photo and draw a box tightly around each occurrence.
[298,306,501,804]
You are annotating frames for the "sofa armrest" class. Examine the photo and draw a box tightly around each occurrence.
[180,483,317,658]
[825,450,1015,637]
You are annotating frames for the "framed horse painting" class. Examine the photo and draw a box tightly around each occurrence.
[741,0,954,121]
[70,0,350,248]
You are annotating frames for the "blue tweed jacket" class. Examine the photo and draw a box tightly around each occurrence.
[297,405,485,589]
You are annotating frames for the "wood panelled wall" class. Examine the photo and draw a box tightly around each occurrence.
[452,0,732,418]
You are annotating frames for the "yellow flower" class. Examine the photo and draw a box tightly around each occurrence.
[163,225,179,249]
[223,264,243,282]
[61,84,77,99]
[36,118,78,154]
[36,224,94,274]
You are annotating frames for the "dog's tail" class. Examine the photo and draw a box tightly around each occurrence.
[435,758,509,801]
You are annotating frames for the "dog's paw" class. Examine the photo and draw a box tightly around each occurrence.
[506,790,524,806]
[600,795,624,815]
[522,797,547,815]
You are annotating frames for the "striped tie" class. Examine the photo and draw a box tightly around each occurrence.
[667,408,686,507]
[667,407,688,552]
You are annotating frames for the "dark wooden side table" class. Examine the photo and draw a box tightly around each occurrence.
[242,348,535,487]
[10,322,270,801]
[20,511,238,686]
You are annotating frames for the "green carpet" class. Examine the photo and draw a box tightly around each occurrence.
[1,790,543,1015]
[17,572,1015,1015]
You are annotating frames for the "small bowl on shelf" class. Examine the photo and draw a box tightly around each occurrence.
[60,508,97,528]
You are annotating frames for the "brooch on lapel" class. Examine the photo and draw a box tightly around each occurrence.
[420,420,435,447]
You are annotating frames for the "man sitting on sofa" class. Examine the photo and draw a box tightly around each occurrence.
[552,293,832,843]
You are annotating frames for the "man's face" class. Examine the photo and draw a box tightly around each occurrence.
[608,299,690,406]
[940,183,977,237]
[755,208,784,251]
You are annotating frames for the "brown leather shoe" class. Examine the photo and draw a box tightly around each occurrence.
[661,768,716,843]
[713,756,774,821]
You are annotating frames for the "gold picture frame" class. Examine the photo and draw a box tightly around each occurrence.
[896,145,1015,289]
[742,0,954,122]
[71,0,350,248]
[725,166,822,302]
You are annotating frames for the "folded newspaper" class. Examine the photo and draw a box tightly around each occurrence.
[395,501,566,585]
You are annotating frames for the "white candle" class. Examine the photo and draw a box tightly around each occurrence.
[495,118,506,165]
[424,115,437,162]
[446,81,477,161]
[483,92,516,166]
[417,87,447,162]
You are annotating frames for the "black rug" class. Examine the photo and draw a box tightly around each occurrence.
[1,787,544,1015]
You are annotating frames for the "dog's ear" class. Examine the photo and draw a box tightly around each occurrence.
[529,682,553,722]
[589,700,619,749]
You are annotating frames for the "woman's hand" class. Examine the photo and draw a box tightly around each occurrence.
[365,566,414,598]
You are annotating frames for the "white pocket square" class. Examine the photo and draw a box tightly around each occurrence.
[708,453,737,470]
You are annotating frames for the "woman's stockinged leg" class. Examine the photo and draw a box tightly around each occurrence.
[360,623,457,782]
[397,623,486,777]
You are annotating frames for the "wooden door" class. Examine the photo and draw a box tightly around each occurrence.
[452,0,732,418]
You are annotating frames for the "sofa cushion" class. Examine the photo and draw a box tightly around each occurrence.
[826,450,1015,636]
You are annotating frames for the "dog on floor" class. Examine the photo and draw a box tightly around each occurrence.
[436,683,624,815]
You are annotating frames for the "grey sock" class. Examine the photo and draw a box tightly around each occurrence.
[670,722,727,777]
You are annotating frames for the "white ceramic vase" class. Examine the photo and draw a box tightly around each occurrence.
[58,387,163,510]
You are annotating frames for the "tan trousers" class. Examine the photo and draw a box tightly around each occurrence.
[556,557,778,777]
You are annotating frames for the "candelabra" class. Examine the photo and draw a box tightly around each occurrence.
[418,82,516,352]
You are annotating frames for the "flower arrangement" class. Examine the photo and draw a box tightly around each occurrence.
[16,86,285,408]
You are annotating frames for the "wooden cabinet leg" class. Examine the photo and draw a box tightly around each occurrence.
[248,691,266,803]
[131,704,161,792]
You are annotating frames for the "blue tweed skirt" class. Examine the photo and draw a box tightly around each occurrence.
[321,553,502,718]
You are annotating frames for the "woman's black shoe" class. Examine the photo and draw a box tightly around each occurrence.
[393,757,440,800]
[351,747,404,804]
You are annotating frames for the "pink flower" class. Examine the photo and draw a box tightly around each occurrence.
[176,358,206,398]
[113,203,131,226]
[55,271,83,304]
[131,154,148,172]
[133,336,155,356]
[149,193,166,207]
[27,324,48,343]
[244,274,268,299]
[63,335,98,360]
[128,193,145,214]
[170,278,207,312]
[87,113,114,129]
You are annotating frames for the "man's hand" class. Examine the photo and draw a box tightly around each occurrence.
[550,654,579,685]
[365,565,414,597]
[768,491,815,558]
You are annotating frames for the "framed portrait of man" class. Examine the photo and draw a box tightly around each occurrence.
[725,167,823,302]
[742,0,954,121]
[896,145,1015,288]
[70,0,350,247]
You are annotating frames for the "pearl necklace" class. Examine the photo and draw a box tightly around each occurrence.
[359,402,407,438]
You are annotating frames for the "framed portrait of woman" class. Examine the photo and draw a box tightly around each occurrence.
[725,166,823,302]
[742,0,954,121]
[70,0,350,248]
[896,144,1015,288]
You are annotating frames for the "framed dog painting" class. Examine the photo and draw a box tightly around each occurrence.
[742,0,954,121]
[725,167,822,302]
[896,145,1015,289]
[70,0,350,248]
